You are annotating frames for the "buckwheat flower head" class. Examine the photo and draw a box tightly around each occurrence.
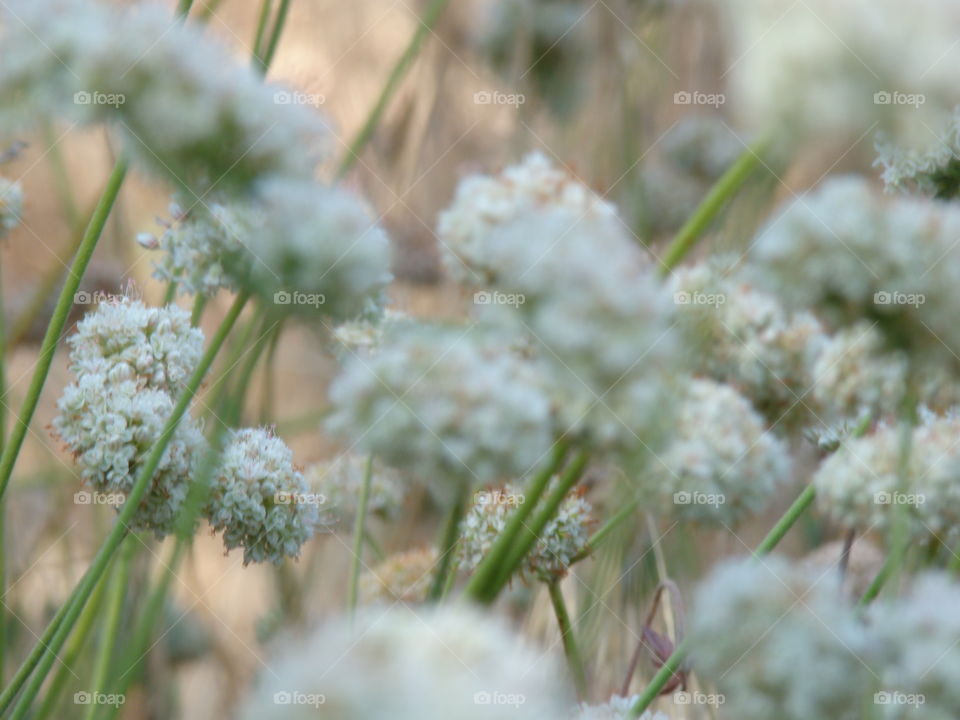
[326,324,555,498]
[871,573,960,717]
[813,414,960,543]
[747,176,960,361]
[670,260,825,426]
[437,151,625,285]
[691,556,874,720]
[876,114,960,197]
[304,454,404,526]
[206,428,317,565]
[0,177,23,237]
[67,298,204,395]
[718,0,960,147]
[0,0,328,194]
[54,371,205,535]
[459,483,592,582]
[359,547,438,605]
[238,605,571,720]
[577,695,670,720]
[644,378,791,525]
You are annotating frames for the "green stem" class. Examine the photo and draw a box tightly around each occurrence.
[175,0,195,19]
[463,441,570,602]
[658,136,772,276]
[189,293,207,327]
[4,291,248,718]
[82,538,135,720]
[626,482,816,718]
[857,544,907,608]
[335,0,453,179]
[547,581,588,699]
[0,159,129,501]
[255,0,292,75]
[251,0,275,68]
[427,485,467,601]
[348,455,374,616]
[162,280,178,305]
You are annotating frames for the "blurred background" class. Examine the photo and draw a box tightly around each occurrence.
[0,0,886,717]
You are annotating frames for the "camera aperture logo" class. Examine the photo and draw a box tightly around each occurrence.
[673,490,725,508]
[674,691,725,706]
[74,290,123,305]
[473,691,525,708]
[74,692,125,707]
[673,290,725,306]
[873,290,924,308]
[475,489,525,506]
[274,290,326,308]
[473,90,525,108]
[874,491,924,507]
[873,91,925,108]
[74,90,125,107]
[473,290,525,308]
[874,691,925,708]
[275,491,326,506]
[74,490,125,507]
[273,691,325,707]
[673,90,725,108]
[273,90,325,107]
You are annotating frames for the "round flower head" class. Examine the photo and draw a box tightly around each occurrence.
[238,605,572,720]
[0,177,23,238]
[670,259,825,428]
[644,378,791,525]
[54,371,205,536]
[304,454,404,526]
[205,428,318,565]
[870,573,960,717]
[691,555,875,720]
[717,0,960,149]
[459,482,592,583]
[437,151,625,285]
[0,0,328,194]
[813,412,960,544]
[326,323,555,499]
[67,297,204,395]
[359,547,438,605]
[747,175,960,363]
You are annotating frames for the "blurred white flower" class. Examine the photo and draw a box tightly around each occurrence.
[876,113,960,197]
[645,378,791,525]
[0,177,23,237]
[304,454,404,526]
[326,324,556,498]
[459,481,592,582]
[0,0,328,194]
[206,428,318,565]
[691,555,874,720]
[577,695,670,720]
[359,547,437,605]
[238,605,572,720]
[329,309,411,359]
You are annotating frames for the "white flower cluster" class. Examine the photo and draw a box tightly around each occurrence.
[54,299,205,535]
[876,114,960,197]
[691,556,875,720]
[0,0,327,194]
[205,428,318,566]
[644,379,791,525]
[813,411,960,543]
[437,152,625,285]
[576,695,670,720]
[304,454,404,526]
[326,325,555,498]
[238,606,571,720]
[359,547,438,605]
[0,177,23,237]
[747,176,960,363]
[329,309,411,359]
[459,482,592,582]
[717,0,960,148]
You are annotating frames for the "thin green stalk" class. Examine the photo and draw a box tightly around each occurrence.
[223,312,276,427]
[162,281,178,305]
[0,159,129,501]
[335,0,453,179]
[427,485,467,601]
[658,136,772,276]
[82,538,135,720]
[949,538,960,575]
[0,251,7,684]
[251,0,275,68]
[348,455,374,616]
[463,441,570,602]
[190,293,207,327]
[858,544,907,608]
[547,581,588,699]
[4,291,249,719]
[175,0,195,19]
[197,0,229,22]
[255,0,292,76]
[486,451,589,601]
[626,482,817,718]
[259,319,283,424]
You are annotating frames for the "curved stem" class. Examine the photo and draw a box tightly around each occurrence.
[428,485,467,601]
[0,159,129,501]
[348,455,374,616]
[547,580,588,699]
